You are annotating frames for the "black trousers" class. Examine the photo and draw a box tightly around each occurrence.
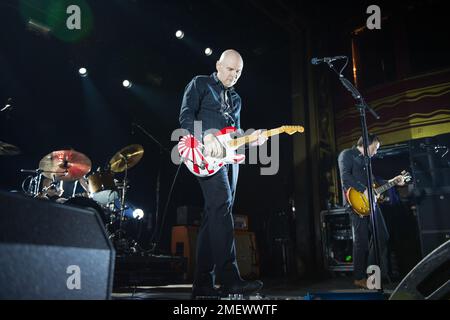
[350,206,390,280]
[194,164,241,287]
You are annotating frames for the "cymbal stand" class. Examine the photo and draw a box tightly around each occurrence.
[132,122,171,252]
[119,154,129,222]
[110,155,129,251]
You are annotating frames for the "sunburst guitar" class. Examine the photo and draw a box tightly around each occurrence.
[178,125,304,177]
[346,170,412,217]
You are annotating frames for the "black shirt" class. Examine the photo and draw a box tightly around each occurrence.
[337,146,370,195]
[179,72,241,140]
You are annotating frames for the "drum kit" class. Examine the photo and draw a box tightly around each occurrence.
[18,144,145,254]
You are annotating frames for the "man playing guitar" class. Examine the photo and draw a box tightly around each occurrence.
[337,133,406,289]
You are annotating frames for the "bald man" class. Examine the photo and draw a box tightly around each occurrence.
[179,49,263,299]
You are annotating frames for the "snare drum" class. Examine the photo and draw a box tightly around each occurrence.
[87,170,119,206]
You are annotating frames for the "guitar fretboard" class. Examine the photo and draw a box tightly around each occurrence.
[228,127,284,148]
[374,180,397,194]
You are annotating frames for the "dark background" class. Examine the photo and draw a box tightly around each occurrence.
[0,0,293,260]
[1,0,449,279]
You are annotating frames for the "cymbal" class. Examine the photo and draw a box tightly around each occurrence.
[39,150,92,181]
[109,144,144,173]
[0,141,21,156]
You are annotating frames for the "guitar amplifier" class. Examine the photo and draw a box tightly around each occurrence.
[176,205,202,226]
[171,226,259,280]
[320,208,354,272]
[176,207,248,230]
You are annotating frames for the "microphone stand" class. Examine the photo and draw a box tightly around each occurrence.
[132,123,170,251]
[322,58,382,289]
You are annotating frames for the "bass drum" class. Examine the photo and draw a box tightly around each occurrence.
[64,196,110,225]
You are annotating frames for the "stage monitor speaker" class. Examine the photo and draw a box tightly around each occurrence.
[389,239,450,300]
[0,191,115,299]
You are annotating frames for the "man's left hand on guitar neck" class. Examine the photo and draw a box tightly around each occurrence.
[249,129,268,147]
[389,175,406,186]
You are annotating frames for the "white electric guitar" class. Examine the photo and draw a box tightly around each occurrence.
[178,125,304,177]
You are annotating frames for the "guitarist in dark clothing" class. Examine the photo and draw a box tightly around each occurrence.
[179,49,265,299]
[337,134,405,288]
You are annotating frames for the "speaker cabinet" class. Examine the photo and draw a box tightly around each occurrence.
[409,136,450,188]
[234,230,260,279]
[0,191,115,299]
[171,225,199,280]
[171,226,259,281]
[176,206,202,226]
[413,192,450,257]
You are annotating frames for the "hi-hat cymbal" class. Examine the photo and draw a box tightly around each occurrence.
[39,149,92,181]
[0,141,21,156]
[109,144,144,173]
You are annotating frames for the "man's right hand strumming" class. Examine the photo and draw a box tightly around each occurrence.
[364,188,380,201]
[203,133,224,158]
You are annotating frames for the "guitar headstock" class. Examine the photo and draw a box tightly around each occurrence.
[400,170,413,183]
[281,125,305,135]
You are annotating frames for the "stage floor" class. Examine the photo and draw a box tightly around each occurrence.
[112,275,398,300]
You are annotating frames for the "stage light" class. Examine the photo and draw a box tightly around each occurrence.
[27,19,51,36]
[175,30,184,39]
[78,67,88,77]
[204,48,213,56]
[132,208,144,220]
[122,80,132,88]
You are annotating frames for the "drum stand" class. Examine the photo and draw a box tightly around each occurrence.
[20,169,65,198]
[31,173,42,196]
[20,169,41,196]
[108,156,141,254]
[120,156,128,222]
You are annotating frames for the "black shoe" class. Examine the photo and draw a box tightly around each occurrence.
[222,279,263,295]
[191,286,223,300]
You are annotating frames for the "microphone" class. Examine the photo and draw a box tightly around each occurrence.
[311,56,347,65]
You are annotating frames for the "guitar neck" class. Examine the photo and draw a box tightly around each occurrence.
[374,180,397,195]
[228,127,284,148]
